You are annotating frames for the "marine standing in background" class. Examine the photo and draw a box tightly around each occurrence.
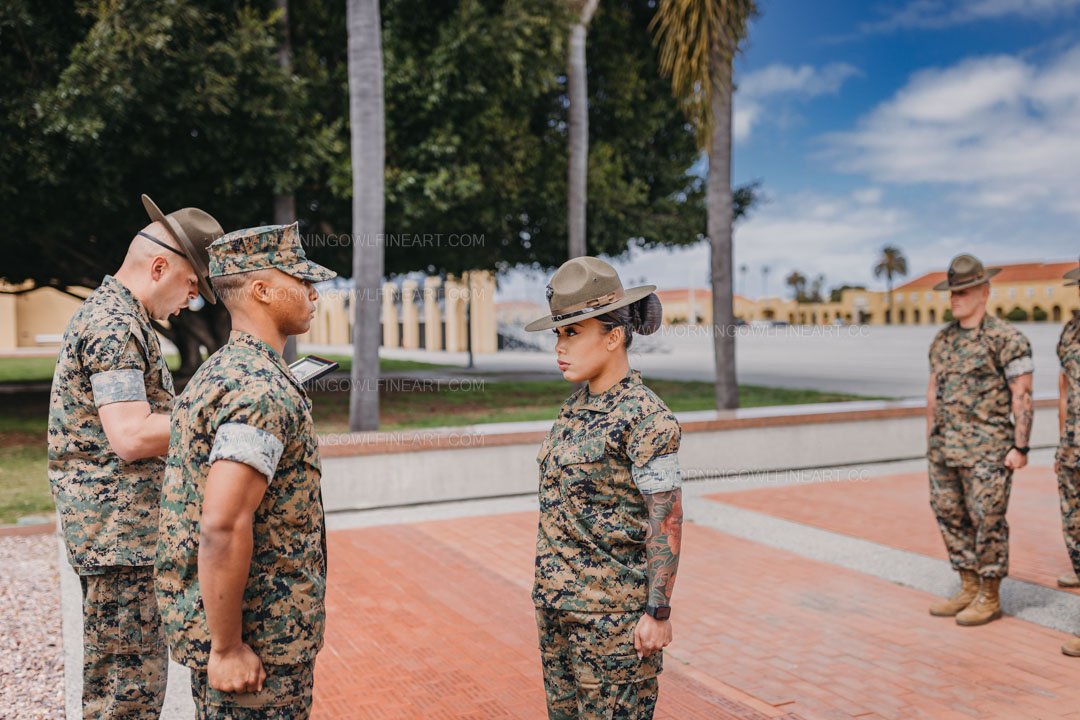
[525,257,684,720]
[926,253,1034,627]
[1055,260,1080,656]
[48,195,221,718]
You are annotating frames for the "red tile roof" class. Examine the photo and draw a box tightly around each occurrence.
[897,260,1078,291]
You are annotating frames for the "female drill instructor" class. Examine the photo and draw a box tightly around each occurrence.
[525,256,684,720]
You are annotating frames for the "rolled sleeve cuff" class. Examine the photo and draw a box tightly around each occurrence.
[1004,355,1034,380]
[209,423,284,483]
[632,452,681,495]
[90,369,147,406]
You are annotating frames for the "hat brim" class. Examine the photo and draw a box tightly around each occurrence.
[142,194,217,304]
[524,285,656,332]
[932,267,1001,292]
[278,260,337,283]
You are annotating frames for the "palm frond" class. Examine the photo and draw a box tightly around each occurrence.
[649,0,758,150]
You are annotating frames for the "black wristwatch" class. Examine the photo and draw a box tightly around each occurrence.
[1011,445,1030,456]
[645,604,671,621]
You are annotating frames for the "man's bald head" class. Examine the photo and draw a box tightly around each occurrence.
[114,221,200,321]
[124,222,185,267]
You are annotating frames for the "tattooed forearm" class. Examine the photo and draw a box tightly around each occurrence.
[1009,375,1034,447]
[644,489,683,608]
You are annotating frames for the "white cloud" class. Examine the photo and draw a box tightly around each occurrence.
[861,0,1080,32]
[734,63,860,143]
[826,45,1080,216]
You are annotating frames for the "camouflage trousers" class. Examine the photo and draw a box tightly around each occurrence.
[929,462,1013,578]
[536,607,661,720]
[1057,458,1080,575]
[190,659,315,719]
[79,566,168,719]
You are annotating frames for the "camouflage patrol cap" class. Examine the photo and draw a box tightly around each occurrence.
[208,223,336,282]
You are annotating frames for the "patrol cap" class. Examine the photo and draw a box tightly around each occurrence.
[932,253,1001,292]
[208,223,336,282]
[1065,257,1079,286]
[524,256,655,332]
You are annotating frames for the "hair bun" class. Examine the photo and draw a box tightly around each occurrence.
[630,293,662,335]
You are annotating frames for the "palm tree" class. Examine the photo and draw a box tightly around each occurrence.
[739,262,748,296]
[785,270,806,302]
[873,245,908,325]
[651,0,757,410]
[567,0,600,259]
[276,0,299,363]
[761,264,770,297]
[346,0,385,431]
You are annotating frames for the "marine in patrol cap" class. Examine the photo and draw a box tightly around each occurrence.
[208,222,336,282]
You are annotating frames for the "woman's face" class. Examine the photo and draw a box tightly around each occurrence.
[552,317,623,383]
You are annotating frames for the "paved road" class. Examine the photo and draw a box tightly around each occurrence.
[309,321,1067,399]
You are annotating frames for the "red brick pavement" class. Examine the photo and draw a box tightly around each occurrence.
[711,464,1077,592]
[313,507,1080,720]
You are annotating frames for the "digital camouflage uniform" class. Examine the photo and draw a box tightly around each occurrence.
[156,223,333,719]
[535,369,682,720]
[48,274,171,718]
[1057,313,1080,575]
[928,314,1034,578]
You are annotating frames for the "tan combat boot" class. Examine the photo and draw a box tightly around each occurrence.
[929,570,980,617]
[955,576,1003,626]
[1062,637,1080,656]
[1058,573,1080,588]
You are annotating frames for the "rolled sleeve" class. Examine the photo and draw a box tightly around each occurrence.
[1004,355,1034,380]
[626,410,682,496]
[90,369,148,406]
[209,422,284,483]
[631,452,681,494]
[998,331,1033,380]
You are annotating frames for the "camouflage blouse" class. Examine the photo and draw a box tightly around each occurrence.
[533,369,682,612]
[928,314,1033,467]
[1058,313,1080,467]
[155,330,326,668]
[48,275,174,573]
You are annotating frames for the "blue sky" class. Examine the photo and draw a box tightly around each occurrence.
[499,0,1080,303]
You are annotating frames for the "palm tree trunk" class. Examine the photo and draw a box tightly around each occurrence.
[566,0,598,259]
[708,40,738,410]
[346,0,385,431]
[275,0,299,363]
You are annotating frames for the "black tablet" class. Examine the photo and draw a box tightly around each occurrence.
[288,355,340,384]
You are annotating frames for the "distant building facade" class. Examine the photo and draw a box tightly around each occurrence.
[655,260,1079,326]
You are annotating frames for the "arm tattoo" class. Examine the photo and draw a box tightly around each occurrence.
[644,489,683,607]
[1009,378,1033,447]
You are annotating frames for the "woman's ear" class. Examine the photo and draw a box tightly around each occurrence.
[607,325,624,351]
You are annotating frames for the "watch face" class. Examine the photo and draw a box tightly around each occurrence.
[653,606,671,621]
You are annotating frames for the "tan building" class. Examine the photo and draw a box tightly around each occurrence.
[1,272,499,354]
[656,260,1079,327]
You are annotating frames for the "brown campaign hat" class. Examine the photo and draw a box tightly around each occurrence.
[932,253,1001,292]
[142,194,224,304]
[1065,257,1080,286]
[524,256,655,332]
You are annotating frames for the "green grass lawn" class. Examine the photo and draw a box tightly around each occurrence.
[0,373,879,525]
[310,377,880,431]
[0,354,449,384]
